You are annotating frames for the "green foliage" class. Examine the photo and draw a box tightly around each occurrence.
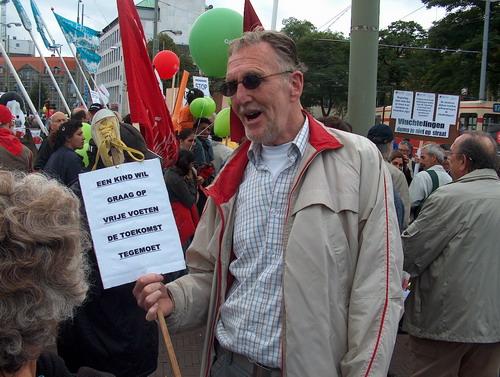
[29,80,48,112]
[377,1,499,101]
[377,21,429,105]
[281,18,349,116]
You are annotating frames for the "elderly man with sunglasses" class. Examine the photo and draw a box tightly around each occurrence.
[134,30,403,377]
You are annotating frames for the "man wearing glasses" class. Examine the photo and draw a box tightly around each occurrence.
[135,30,403,377]
[402,131,500,377]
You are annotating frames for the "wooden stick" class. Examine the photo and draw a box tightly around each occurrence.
[157,310,182,377]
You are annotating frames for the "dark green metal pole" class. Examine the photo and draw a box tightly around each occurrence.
[347,0,380,136]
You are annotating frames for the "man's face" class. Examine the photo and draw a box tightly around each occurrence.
[50,112,67,134]
[198,122,211,140]
[226,42,302,145]
[398,143,410,162]
[419,150,437,170]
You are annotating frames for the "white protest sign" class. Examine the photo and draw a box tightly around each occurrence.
[193,76,211,97]
[414,92,435,122]
[79,159,185,289]
[435,94,460,125]
[98,84,110,105]
[395,118,450,138]
[391,90,414,119]
[90,90,101,105]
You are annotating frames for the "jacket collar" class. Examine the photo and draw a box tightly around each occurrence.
[455,168,499,184]
[206,111,343,205]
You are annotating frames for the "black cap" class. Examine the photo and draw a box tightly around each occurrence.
[367,124,394,145]
[89,103,104,113]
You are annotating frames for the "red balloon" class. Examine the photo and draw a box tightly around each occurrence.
[153,50,180,79]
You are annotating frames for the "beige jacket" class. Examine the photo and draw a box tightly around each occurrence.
[402,169,500,342]
[166,113,404,377]
[386,162,410,228]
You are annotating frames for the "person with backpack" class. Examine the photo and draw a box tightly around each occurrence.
[409,143,452,219]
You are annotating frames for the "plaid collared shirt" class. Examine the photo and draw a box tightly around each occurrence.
[215,119,309,367]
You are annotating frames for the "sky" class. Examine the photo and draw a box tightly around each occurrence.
[3,0,447,56]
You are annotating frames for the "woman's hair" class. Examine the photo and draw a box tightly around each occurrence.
[389,150,404,162]
[175,149,195,175]
[178,128,195,141]
[318,116,352,133]
[53,119,82,150]
[0,171,89,374]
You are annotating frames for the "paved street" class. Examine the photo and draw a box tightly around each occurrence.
[152,328,413,377]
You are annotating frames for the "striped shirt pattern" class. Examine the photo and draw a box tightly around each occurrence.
[215,120,309,367]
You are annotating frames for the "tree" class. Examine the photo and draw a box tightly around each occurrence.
[422,0,500,99]
[281,18,349,116]
[281,17,316,41]
[377,21,430,106]
[29,80,48,113]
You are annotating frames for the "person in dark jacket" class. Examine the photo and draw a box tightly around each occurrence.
[34,111,67,170]
[57,110,158,377]
[43,120,84,186]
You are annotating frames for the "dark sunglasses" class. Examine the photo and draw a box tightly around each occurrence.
[220,70,292,97]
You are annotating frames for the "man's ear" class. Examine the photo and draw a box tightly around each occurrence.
[289,71,304,102]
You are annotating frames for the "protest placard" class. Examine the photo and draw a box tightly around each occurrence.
[79,158,185,289]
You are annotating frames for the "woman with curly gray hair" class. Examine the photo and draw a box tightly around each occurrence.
[0,171,89,377]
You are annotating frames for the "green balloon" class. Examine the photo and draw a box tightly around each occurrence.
[76,141,90,167]
[205,97,216,116]
[189,8,243,78]
[82,122,91,141]
[214,107,231,138]
[190,97,216,118]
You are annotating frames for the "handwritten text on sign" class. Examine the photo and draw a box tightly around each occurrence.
[79,159,185,289]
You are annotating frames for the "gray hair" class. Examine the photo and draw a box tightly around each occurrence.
[228,30,307,73]
[422,143,446,164]
[0,171,89,373]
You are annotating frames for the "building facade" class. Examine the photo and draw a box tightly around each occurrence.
[0,56,86,114]
[97,0,205,115]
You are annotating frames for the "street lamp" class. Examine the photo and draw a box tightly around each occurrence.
[478,0,500,100]
[158,29,182,36]
[154,29,182,55]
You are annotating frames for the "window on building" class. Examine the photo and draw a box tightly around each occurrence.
[459,113,477,131]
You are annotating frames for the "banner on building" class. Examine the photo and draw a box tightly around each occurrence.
[53,12,101,73]
[391,90,459,139]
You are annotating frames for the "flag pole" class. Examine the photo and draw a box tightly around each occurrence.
[50,7,94,93]
[0,40,48,135]
[33,1,87,109]
[11,0,71,114]
[27,29,71,114]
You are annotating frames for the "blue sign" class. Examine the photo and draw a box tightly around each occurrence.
[493,103,500,113]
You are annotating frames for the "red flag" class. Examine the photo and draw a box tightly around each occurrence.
[117,0,178,167]
[244,0,263,32]
[230,0,264,142]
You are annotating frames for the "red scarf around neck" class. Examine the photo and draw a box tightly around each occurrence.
[0,127,23,156]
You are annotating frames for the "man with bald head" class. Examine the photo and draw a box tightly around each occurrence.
[402,131,500,377]
[34,111,68,170]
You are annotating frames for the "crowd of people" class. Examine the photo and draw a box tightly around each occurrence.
[0,29,499,377]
